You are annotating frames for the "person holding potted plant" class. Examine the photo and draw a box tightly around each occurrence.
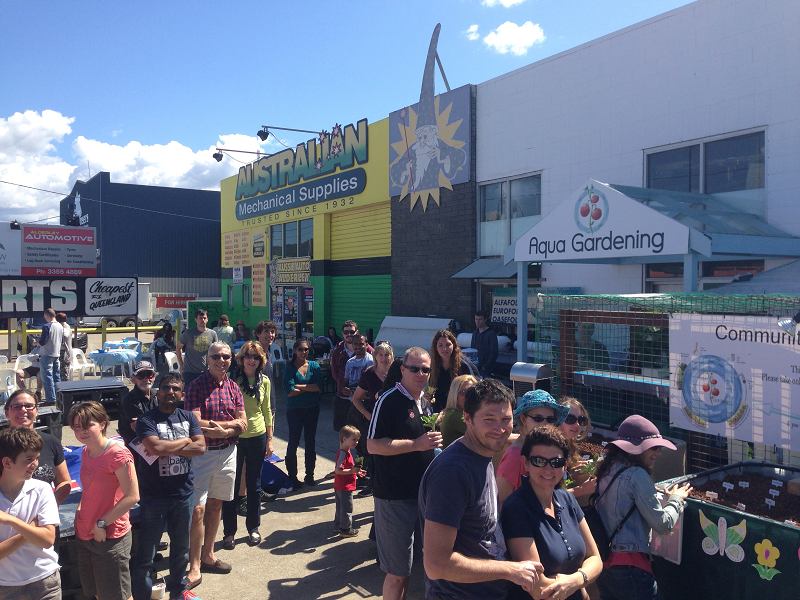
[595,415,692,600]
[559,397,597,502]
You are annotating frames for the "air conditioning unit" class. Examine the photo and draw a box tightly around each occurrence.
[509,362,553,398]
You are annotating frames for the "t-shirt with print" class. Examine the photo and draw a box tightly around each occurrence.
[334,448,357,491]
[344,354,374,396]
[0,479,60,586]
[179,327,218,373]
[419,440,509,600]
[368,384,434,501]
[31,431,65,487]
[136,407,202,499]
[75,442,134,541]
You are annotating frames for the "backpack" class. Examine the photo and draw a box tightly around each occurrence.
[584,465,636,561]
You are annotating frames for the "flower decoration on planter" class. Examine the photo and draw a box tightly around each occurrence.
[699,510,746,562]
[752,538,781,580]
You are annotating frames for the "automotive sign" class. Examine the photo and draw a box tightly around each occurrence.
[21,225,97,276]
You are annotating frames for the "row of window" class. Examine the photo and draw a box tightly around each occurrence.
[271,218,313,260]
[478,130,767,258]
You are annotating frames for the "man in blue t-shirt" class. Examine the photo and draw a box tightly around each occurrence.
[419,379,543,600]
[131,373,205,600]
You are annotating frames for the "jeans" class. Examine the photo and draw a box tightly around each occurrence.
[132,494,194,600]
[285,405,320,479]
[222,433,267,536]
[40,355,60,404]
[597,566,661,600]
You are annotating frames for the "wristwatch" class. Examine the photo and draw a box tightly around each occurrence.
[96,520,107,529]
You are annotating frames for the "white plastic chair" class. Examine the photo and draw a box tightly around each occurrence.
[0,356,8,366]
[140,342,155,365]
[13,355,38,389]
[269,344,287,379]
[163,351,180,373]
[71,348,97,380]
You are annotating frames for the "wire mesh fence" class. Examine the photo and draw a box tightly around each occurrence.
[533,293,800,474]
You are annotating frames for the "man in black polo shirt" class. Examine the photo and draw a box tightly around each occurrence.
[367,347,442,600]
[119,361,157,447]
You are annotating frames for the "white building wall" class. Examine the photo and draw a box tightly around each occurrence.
[476,0,800,294]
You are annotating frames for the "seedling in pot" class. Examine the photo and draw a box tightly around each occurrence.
[421,413,440,432]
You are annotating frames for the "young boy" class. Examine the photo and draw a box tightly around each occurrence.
[334,425,366,538]
[0,427,61,599]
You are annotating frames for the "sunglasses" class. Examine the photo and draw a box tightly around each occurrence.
[522,414,557,424]
[244,354,261,360]
[343,329,356,335]
[209,354,232,361]
[527,455,567,469]
[375,340,392,348]
[161,385,182,392]
[564,414,588,426]
[135,371,155,379]
[404,365,431,374]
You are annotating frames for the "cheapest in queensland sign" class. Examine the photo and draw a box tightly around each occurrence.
[514,180,690,262]
[234,119,369,220]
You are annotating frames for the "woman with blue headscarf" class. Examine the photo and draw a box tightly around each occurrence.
[497,389,569,507]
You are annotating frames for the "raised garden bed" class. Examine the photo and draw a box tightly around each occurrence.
[653,461,800,600]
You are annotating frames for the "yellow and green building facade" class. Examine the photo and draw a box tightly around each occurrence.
[215,118,391,348]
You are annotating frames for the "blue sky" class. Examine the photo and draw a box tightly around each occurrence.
[0,0,694,222]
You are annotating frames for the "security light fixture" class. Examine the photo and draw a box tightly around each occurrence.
[778,312,800,337]
[257,128,270,142]
[212,151,224,162]
[10,220,20,230]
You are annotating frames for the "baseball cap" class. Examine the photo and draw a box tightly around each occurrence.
[132,360,155,376]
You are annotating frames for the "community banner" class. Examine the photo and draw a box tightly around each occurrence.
[669,314,800,452]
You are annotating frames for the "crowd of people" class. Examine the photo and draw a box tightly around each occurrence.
[0,308,692,600]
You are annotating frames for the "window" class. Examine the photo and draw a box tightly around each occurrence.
[479,174,541,257]
[242,284,251,309]
[227,284,235,307]
[645,260,765,292]
[270,218,313,260]
[646,131,765,217]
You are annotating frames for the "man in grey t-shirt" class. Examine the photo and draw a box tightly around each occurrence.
[176,309,218,389]
[38,308,63,404]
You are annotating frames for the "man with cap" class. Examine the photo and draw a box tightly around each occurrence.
[119,360,157,447]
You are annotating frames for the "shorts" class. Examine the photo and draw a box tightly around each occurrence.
[0,570,61,600]
[374,497,420,577]
[76,532,132,600]
[23,366,40,378]
[192,444,237,505]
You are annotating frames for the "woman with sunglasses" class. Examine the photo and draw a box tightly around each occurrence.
[282,339,323,489]
[501,426,602,600]
[594,416,691,600]
[428,330,477,411]
[559,397,597,501]
[221,341,273,548]
[439,374,478,448]
[497,390,569,507]
[3,389,71,505]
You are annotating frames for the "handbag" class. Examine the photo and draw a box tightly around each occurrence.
[584,466,636,561]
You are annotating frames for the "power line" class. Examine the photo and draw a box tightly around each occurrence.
[0,179,219,222]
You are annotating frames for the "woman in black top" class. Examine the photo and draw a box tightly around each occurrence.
[4,389,71,504]
[428,330,477,410]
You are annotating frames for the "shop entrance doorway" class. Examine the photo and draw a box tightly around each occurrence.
[272,285,314,357]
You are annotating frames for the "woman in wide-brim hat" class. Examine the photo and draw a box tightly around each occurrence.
[594,415,692,600]
[497,389,570,506]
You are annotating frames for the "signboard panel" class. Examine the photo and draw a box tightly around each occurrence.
[84,278,138,316]
[670,314,800,452]
[155,296,196,309]
[0,226,22,276]
[21,225,97,276]
[0,277,84,317]
[514,180,690,262]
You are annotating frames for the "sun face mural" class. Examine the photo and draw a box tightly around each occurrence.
[389,24,471,211]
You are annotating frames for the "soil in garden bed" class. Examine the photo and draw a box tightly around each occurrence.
[688,472,800,526]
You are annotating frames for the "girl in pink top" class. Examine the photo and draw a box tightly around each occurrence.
[70,401,139,600]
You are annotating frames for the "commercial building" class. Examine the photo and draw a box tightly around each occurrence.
[59,172,221,297]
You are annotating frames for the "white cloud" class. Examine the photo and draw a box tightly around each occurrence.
[465,24,480,41]
[0,109,284,223]
[482,0,526,7]
[483,21,545,56]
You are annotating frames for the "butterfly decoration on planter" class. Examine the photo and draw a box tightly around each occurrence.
[699,510,746,562]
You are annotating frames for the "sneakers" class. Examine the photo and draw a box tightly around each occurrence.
[356,485,373,498]
[236,496,247,517]
[261,491,278,503]
[304,475,317,486]
[291,478,304,490]
[339,528,360,538]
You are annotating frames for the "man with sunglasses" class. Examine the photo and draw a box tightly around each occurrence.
[367,347,441,600]
[419,379,544,600]
[183,342,246,589]
[119,361,157,448]
[132,373,205,600]
[330,320,373,432]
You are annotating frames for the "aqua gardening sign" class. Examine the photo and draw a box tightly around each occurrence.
[235,119,368,219]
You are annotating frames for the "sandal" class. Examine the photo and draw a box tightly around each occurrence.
[185,577,202,591]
